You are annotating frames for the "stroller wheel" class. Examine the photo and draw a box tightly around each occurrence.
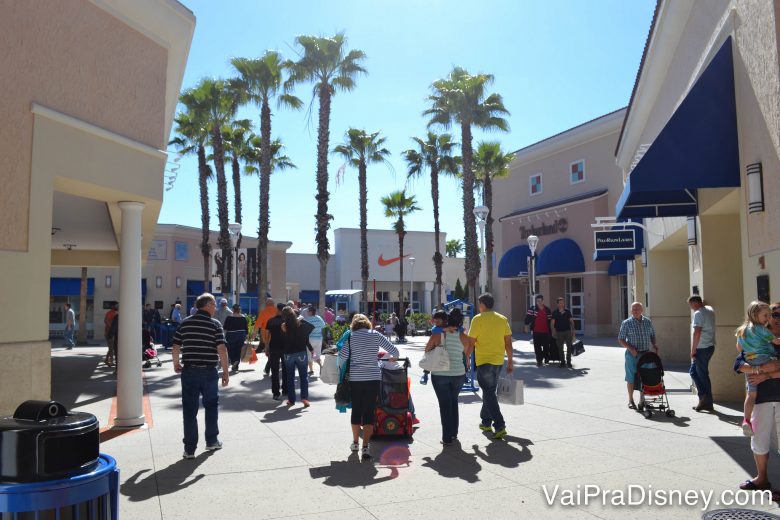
[643,410,652,419]
[666,409,675,418]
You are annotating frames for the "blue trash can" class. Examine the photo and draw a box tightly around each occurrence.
[159,320,178,349]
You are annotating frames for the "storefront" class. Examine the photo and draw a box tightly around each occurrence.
[615,0,780,400]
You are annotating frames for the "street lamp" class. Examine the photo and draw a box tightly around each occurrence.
[408,256,416,313]
[527,234,539,307]
[473,205,489,293]
[228,222,241,306]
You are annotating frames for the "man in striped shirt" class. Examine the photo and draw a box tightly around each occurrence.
[172,293,230,459]
[618,301,659,409]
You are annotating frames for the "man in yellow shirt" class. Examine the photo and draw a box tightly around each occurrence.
[467,293,513,440]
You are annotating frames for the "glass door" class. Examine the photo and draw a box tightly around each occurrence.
[566,277,584,334]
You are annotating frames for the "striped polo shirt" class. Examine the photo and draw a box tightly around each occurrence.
[339,328,399,381]
[173,310,225,368]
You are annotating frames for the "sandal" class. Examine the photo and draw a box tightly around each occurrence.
[739,479,771,491]
[628,402,637,410]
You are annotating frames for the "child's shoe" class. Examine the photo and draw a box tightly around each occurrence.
[742,419,754,437]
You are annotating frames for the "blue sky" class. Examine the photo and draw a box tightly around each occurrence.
[160,0,656,254]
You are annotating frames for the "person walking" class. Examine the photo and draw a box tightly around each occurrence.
[303,305,327,376]
[339,314,399,460]
[281,306,314,407]
[618,302,659,410]
[551,297,576,368]
[426,308,470,445]
[253,298,277,376]
[103,303,118,366]
[214,298,231,325]
[689,295,716,412]
[172,293,230,459]
[468,293,513,440]
[64,303,76,350]
[171,303,183,324]
[266,303,287,400]
[223,304,248,373]
[525,295,552,367]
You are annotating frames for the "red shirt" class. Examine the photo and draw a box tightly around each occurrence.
[534,307,550,334]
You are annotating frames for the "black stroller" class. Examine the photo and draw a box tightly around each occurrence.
[635,351,674,419]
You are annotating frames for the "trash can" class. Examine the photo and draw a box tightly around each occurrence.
[159,320,178,349]
[0,400,119,519]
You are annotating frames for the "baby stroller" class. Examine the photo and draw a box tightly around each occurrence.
[635,351,674,418]
[142,329,162,368]
[375,357,414,437]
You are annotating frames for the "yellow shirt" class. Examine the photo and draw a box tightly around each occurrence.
[468,310,512,366]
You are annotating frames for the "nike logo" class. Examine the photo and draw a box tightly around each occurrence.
[378,254,410,266]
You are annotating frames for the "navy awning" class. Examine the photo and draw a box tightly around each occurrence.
[299,290,319,303]
[50,277,95,296]
[536,238,585,275]
[616,37,740,219]
[608,259,628,276]
[498,244,531,278]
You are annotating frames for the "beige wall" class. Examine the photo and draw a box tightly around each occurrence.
[0,0,167,251]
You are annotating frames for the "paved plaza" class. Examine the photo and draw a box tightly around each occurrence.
[52,335,780,519]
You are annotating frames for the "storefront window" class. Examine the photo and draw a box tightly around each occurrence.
[565,277,584,333]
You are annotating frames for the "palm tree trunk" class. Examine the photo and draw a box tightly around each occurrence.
[430,164,443,308]
[231,157,242,251]
[398,218,405,314]
[315,85,332,313]
[460,122,479,306]
[212,126,232,296]
[359,160,368,312]
[198,145,211,290]
[258,99,272,303]
[484,173,494,293]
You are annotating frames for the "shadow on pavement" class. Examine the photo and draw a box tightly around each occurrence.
[712,435,780,487]
[51,352,114,411]
[309,452,402,487]
[471,434,533,468]
[421,444,482,483]
[120,452,212,501]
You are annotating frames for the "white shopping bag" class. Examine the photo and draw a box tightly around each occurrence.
[320,354,340,385]
[497,376,524,405]
[419,345,450,372]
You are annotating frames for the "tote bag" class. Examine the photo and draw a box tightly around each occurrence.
[497,376,524,405]
[320,354,340,385]
[419,345,450,372]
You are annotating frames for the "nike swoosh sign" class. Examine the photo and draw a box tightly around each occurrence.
[378,254,410,266]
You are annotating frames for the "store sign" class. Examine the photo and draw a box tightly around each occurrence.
[594,229,636,251]
[519,218,568,240]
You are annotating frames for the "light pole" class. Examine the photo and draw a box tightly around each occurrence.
[228,222,241,307]
[473,205,489,293]
[408,256,416,313]
[527,234,539,308]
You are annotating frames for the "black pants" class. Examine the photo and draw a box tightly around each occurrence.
[268,351,287,397]
[533,332,551,364]
[349,380,379,425]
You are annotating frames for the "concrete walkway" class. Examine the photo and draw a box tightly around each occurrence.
[50,335,780,519]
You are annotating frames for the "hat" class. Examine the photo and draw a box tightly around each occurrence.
[220,298,228,304]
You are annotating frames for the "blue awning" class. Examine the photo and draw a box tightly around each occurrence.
[536,238,585,275]
[498,244,531,278]
[299,290,319,303]
[50,277,95,296]
[608,259,628,276]
[616,37,740,219]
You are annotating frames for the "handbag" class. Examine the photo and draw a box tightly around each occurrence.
[320,354,340,385]
[497,375,524,405]
[334,337,351,406]
[419,344,450,372]
[572,340,585,356]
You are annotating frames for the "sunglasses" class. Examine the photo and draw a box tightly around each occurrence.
[773,312,780,319]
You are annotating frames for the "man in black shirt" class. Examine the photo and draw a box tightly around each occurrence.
[551,297,576,368]
[266,303,287,400]
[172,293,229,459]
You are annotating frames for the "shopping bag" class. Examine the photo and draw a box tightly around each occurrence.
[419,345,450,372]
[572,340,585,357]
[241,344,254,363]
[249,347,258,364]
[320,354,340,385]
[497,376,524,405]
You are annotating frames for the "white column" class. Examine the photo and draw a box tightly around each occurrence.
[115,201,145,427]
[424,282,434,313]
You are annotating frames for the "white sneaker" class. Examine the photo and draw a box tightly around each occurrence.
[350,441,359,452]
[361,445,372,459]
[205,441,223,451]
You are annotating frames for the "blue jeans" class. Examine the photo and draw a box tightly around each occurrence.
[284,352,309,403]
[63,328,75,347]
[431,374,465,442]
[477,364,505,431]
[225,331,247,364]
[690,346,714,397]
[181,366,219,453]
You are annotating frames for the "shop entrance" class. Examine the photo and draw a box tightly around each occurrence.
[566,277,584,333]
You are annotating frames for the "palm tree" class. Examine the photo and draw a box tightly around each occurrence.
[403,131,459,308]
[193,78,239,295]
[222,119,253,244]
[232,52,302,303]
[446,239,463,258]
[333,129,391,310]
[381,190,420,314]
[473,142,514,293]
[424,66,509,305]
[170,91,213,289]
[286,33,367,313]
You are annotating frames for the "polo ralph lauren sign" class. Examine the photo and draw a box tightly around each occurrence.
[519,218,568,240]
[594,229,636,251]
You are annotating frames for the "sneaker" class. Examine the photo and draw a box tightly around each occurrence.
[479,424,493,432]
[493,428,508,440]
[350,441,360,452]
[205,441,223,451]
[742,419,754,437]
[420,374,429,385]
[536,362,542,368]
[308,370,314,376]
[361,445,372,459]
[567,362,573,368]
[182,451,195,459]
[272,394,283,401]
[263,370,270,377]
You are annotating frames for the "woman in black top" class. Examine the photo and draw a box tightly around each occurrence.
[281,306,314,407]
[223,304,248,372]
